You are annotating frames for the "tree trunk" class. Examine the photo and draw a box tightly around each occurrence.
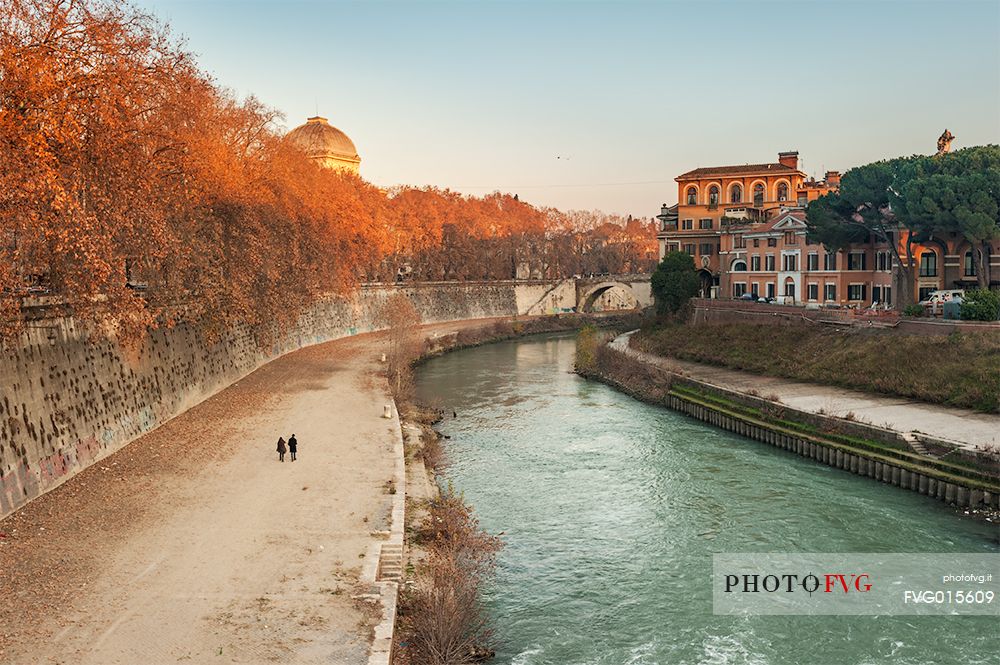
[976,242,990,291]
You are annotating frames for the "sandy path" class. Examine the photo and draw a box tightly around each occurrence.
[613,331,1000,450]
[0,319,499,665]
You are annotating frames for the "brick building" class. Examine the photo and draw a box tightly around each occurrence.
[657,151,897,306]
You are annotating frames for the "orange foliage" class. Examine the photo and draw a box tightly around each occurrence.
[0,0,656,344]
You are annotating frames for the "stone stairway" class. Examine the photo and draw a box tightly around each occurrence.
[901,431,937,459]
[377,542,404,582]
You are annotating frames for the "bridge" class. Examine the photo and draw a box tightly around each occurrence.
[521,274,652,315]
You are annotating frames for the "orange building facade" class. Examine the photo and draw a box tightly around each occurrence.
[657,151,900,307]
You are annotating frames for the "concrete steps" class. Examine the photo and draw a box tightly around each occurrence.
[901,431,938,459]
[377,543,404,582]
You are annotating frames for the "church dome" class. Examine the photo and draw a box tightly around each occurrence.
[285,116,361,172]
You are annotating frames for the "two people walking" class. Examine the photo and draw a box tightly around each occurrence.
[276,434,298,462]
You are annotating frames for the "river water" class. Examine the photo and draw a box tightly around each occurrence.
[414,334,998,665]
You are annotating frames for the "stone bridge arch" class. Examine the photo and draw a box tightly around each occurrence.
[577,281,641,313]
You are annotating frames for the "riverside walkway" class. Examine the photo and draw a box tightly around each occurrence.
[611,331,999,452]
[0,319,498,665]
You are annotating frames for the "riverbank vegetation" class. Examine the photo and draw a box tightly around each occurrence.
[631,322,1000,413]
[0,0,656,345]
[395,487,502,665]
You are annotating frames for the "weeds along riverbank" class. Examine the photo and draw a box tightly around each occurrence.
[629,320,1000,413]
[380,304,644,665]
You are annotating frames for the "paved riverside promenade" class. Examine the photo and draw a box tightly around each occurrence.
[612,332,999,452]
[0,319,498,665]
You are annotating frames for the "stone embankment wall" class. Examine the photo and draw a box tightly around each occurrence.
[586,346,1000,513]
[691,298,1000,335]
[0,282,535,518]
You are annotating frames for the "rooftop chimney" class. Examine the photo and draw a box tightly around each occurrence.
[825,170,841,186]
[778,151,799,170]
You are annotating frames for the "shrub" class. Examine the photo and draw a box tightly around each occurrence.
[650,251,700,315]
[398,487,501,665]
[903,304,925,317]
[574,325,601,374]
[960,289,1000,321]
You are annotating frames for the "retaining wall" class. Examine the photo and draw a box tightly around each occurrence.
[0,282,527,518]
[691,298,1000,334]
[588,349,1000,513]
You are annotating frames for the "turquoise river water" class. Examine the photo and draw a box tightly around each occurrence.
[414,334,999,665]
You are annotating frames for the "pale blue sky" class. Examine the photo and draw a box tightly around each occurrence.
[136,0,1000,216]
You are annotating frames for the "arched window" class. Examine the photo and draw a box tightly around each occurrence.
[777,182,789,201]
[919,251,938,277]
[686,187,697,205]
[732,260,747,272]
[753,183,765,206]
[708,185,720,206]
[965,250,977,276]
[730,184,743,204]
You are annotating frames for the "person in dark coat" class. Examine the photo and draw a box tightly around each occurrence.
[276,437,287,462]
[288,434,298,461]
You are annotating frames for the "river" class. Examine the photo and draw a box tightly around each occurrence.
[414,333,999,665]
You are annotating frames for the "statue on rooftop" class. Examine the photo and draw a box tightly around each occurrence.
[935,129,955,156]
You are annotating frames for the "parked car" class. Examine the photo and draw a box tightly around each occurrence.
[737,292,757,301]
[918,289,964,305]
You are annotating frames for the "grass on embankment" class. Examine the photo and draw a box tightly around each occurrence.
[632,322,1000,413]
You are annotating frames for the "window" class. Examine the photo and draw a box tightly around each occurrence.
[767,237,777,247]
[733,234,746,249]
[734,283,747,298]
[708,185,720,207]
[765,254,775,271]
[873,286,883,303]
[730,184,743,204]
[807,253,819,271]
[847,284,867,301]
[847,251,866,271]
[753,183,764,207]
[824,252,837,271]
[777,182,789,201]
[699,218,713,230]
[750,255,761,271]
[752,282,760,297]
[753,239,760,248]
[918,286,936,301]
[782,254,798,271]
[808,283,819,301]
[876,251,890,271]
[825,283,837,301]
[683,243,695,256]
[699,243,714,256]
[918,251,937,277]
[785,282,796,298]
[686,187,697,205]
[784,231,799,245]
[766,283,775,299]
[965,251,977,276]
[682,219,693,230]
[732,260,747,272]
[883,286,892,305]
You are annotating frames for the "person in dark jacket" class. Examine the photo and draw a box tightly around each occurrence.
[276,437,287,462]
[288,434,298,461]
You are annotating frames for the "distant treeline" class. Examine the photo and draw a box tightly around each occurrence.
[0,0,655,343]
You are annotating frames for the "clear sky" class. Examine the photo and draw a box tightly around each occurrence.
[135,0,1000,216]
